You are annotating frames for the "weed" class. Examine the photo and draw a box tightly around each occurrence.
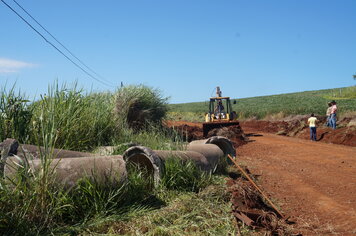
[159,157,213,192]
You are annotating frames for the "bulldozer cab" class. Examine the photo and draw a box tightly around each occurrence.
[203,87,238,137]
[206,96,233,122]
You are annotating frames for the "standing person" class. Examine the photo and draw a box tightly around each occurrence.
[308,113,318,141]
[330,101,338,129]
[325,102,332,127]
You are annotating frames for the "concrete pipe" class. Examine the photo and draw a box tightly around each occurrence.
[4,155,126,189]
[0,138,19,176]
[186,143,224,172]
[189,136,236,158]
[123,146,211,184]
[0,138,95,160]
[17,144,95,159]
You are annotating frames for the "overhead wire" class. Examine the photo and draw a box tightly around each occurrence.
[11,0,113,86]
[1,0,114,87]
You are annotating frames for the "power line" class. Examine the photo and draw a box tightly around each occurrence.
[1,0,113,87]
[11,0,113,86]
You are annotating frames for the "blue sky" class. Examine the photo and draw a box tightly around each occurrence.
[0,0,355,103]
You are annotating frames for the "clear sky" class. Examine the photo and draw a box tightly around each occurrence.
[0,0,355,103]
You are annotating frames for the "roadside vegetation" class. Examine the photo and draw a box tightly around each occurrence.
[0,82,238,235]
[169,86,356,121]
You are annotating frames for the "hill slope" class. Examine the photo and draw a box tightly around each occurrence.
[168,86,356,120]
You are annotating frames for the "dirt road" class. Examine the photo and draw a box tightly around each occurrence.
[238,131,356,235]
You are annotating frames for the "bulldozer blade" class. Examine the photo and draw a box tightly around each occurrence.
[202,121,239,137]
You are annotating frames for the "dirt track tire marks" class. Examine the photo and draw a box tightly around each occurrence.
[237,132,356,235]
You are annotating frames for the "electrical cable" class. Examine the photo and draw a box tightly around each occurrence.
[11,0,113,86]
[1,0,113,87]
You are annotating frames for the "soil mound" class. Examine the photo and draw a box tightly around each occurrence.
[170,124,204,142]
[207,125,248,147]
[165,120,249,148]
[241,116,356,147]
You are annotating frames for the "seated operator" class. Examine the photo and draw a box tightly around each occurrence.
[214,100,225,119]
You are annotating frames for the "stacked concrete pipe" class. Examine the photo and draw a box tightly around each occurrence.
[0,138,94,162]
[123,136,236,184]
[4,155,127,189]
[188,136,236,164]
[17,144,94,159]
[123,146,211,185]
[1,136,236,188]
[186,143,224,171]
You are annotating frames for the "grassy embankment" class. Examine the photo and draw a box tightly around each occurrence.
[0,83,240,235]
[168,86,356,121]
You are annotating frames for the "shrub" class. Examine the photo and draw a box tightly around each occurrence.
[114,85,168,130]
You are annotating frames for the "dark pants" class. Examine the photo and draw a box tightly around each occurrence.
[330,113,337,129]
[326,115,331,127]
[310,127,317,141]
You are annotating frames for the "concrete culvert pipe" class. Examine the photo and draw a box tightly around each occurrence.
[0,138,95,160]
[186,143,224,172]
[17,144,95,159]
[4,155,126,189]
[189,136,236,157]
[123,146,211,184]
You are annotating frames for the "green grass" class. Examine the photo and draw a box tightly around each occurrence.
[0,153,153,235]
[113,125,184,154]
[168,86,356,120]
[159,158,213,193]
[0,85,32,143]
[77,176,241,236]
[0,151,235,235]
[29,82,118,151]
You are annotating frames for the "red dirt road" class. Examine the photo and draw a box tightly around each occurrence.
[238,131,356,235]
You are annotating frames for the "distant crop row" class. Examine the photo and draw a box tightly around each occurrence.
[168,86,356,120]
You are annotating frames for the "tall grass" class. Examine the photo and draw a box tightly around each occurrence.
[0,82,232,235]
[29,83,118,151]
[0,158,154,235]
[0,85,32,143]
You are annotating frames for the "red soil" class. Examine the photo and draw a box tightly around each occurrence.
[241,119,356,147]
[165,119,356,234]
[237,131,356,235]
[164,120,248,147]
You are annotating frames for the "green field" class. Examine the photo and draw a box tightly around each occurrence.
[168,86,356,120]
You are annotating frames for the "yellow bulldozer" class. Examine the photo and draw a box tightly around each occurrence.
[203,86,239,137]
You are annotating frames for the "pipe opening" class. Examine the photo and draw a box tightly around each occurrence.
[126,153,155,180]
[206,137,235,156]
[123,146,163,185]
